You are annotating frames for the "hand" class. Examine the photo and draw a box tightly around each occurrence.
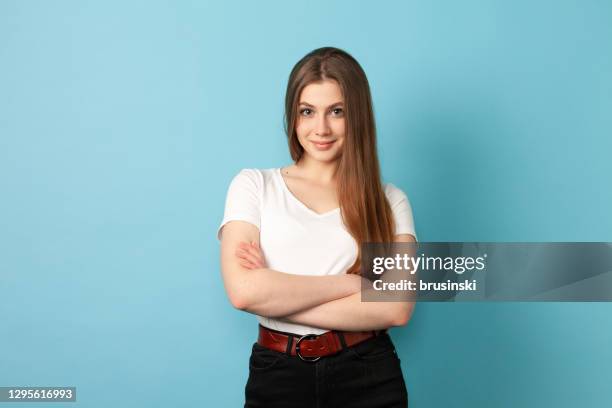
[235,241,267,270]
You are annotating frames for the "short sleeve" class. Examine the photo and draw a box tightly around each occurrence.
[384,183,418,242]
[217,168,262,241]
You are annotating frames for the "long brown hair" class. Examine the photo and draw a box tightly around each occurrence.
[284,47,396,275]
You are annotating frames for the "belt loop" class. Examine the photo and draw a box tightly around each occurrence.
[285,334,294,355]
[336,332,348,350]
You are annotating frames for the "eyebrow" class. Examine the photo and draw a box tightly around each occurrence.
[298,101,344,108]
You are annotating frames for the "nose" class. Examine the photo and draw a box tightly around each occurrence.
[314,114,331,136]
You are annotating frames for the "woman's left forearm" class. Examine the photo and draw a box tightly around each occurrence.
[276,291,414,331]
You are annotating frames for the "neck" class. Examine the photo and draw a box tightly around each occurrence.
[295,155,339,185]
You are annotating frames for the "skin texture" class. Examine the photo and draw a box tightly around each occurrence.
[295,80,346,169]
[220,79,416,330]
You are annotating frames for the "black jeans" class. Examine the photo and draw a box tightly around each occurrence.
[244,331,408,407]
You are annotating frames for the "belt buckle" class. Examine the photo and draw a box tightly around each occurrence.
[295,334,321,362]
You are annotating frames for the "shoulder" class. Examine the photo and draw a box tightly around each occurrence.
[382,181,417,239]
[383,182,411,207]
[232,167,263,181]
[229,167,276,186]
[226,167,281,197]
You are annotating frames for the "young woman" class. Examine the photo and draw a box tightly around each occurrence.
[217,47,417,408]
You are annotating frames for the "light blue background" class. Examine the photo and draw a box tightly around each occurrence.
[1,1,611,407]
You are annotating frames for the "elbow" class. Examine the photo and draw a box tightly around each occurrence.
[390,303,415,327]
[229,294,248,311]
[227,287,252,311]
[223,267,266,313]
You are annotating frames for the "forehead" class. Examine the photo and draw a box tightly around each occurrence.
[299,80,344,105]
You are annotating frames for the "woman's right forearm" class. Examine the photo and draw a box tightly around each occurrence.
[232,268,363,317]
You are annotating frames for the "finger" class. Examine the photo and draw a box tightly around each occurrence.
[235,248,252,261]
[241,250,265,268]
[240,249,264,268]
[236,250,257,267]
[238,242,252,252]
[237,243,265,267]
[242,244,265,265]
[236,248,260,266]
[242,241,264,262]
[239,259,256,269]
[237,252,264,268]
[243,258,263,269]
[250,242,264,260]
[248,243,265,262]
[235,251,250,261]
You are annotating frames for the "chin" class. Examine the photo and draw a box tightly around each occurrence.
[311,151,341,163]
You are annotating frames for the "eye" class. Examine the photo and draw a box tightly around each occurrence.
[299,108,313,116]
[331,107,344,116]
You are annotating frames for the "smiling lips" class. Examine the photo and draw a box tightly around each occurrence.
[312,140,336,150]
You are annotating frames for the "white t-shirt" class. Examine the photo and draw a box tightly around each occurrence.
[217,167,417,335]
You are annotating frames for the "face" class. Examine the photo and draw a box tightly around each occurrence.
[295,79,346,163]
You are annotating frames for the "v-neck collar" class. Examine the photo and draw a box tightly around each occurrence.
[276,167,340,218]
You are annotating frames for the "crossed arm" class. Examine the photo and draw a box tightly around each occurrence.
[219,220,416,332]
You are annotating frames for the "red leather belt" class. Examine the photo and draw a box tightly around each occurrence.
[257,324,387,362]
